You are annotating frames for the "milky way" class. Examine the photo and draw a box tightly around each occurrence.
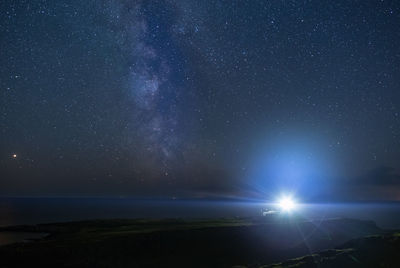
[102,1,183,165]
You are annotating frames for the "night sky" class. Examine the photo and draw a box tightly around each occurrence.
[1,0,400,201]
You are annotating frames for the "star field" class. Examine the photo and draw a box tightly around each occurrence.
[1,0,400,200]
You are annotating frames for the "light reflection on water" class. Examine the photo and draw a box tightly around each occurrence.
[1,198,400,229]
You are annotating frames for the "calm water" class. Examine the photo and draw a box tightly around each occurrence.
[1,198,400,229]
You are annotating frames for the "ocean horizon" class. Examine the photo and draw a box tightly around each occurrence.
[1,197,400,229]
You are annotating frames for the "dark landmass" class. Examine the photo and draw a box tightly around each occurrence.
[0,217,391,267]
[263,232,400,268]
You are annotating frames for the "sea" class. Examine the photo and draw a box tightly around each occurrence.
[1,197,400,229]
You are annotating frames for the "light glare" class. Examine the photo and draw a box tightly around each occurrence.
[278,196,296,212]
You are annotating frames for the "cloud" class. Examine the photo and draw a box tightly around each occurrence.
[358,166,400,186]
[314,166,400,202]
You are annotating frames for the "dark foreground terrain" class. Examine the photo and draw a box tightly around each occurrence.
[0,217,397,267]
[263,232,400,268]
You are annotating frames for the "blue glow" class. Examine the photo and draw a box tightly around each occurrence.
[247,132,336,201]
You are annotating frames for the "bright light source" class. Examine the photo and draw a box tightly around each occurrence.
[277,196,297,212]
